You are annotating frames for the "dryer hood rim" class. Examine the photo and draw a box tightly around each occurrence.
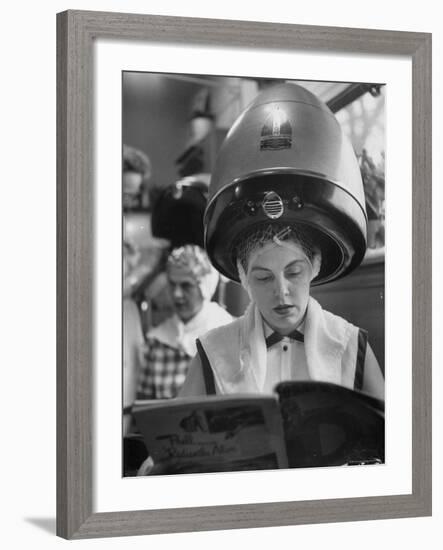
[205,167,369,226]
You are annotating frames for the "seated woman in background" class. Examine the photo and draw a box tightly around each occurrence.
[180,223,384,400]
[136,244,232,400]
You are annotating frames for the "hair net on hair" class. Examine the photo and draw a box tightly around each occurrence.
[234,223,320,269]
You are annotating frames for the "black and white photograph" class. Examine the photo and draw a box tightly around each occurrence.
[122,73,386,477]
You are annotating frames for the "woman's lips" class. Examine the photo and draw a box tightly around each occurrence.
[273,305,295,316]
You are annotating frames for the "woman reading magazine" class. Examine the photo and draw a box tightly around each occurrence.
[180,223,384,399]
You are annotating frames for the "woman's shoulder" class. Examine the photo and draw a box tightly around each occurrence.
[204,301,235,324]
[307,297,361,353]
[199,314,243,344]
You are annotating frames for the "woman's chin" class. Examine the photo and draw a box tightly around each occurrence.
[267,312,302,334]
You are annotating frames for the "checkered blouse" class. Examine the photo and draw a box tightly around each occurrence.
[136,336,191,399]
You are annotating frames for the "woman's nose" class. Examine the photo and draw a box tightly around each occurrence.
[172,284,184,299]
[274,276,289,298]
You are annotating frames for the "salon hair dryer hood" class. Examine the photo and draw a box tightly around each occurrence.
[204,83,368,285]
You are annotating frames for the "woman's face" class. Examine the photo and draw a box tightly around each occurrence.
[167,265,204,323]
[247,243,313,335]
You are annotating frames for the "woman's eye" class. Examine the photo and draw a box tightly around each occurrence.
[286,271,301,278]
[254,274,272,282]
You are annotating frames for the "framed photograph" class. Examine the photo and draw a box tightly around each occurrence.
[57,10,431,539]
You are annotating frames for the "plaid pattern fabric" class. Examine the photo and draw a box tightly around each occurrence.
[136,337,191,399]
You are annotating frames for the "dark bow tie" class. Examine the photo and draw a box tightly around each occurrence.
[265,329,304,349]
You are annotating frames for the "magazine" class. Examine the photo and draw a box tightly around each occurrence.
[132,381,385,475]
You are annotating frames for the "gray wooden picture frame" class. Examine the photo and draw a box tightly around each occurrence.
[56,9,432,540]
